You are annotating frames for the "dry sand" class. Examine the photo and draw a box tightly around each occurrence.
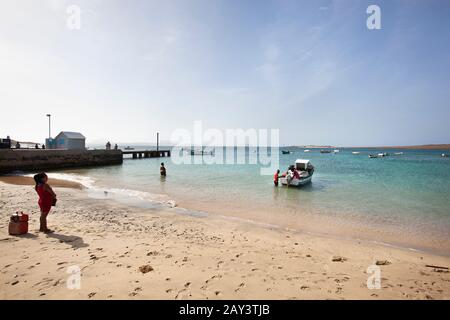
[0,181,449,299]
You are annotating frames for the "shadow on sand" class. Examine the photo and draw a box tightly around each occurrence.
[46,233,89,249]
[15,233,39,239]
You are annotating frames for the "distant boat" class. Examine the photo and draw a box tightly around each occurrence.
[304,149,310,153]
[320,149,331,154]
[442,153,449,157]
[394,152,404,155]
[281,150,291,154]
[378,153,387,157]
[124,146,135,150]
[369,154,378,158]
[352,151,360,155]
[334,149,340,153]
[185,148,214,156]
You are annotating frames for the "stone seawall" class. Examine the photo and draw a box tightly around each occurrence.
[0,149,123,174]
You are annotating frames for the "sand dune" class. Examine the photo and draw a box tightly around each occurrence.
[0,182,449,299]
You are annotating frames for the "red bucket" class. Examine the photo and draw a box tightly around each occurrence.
[8,212,29,235]
[9,221,28,235]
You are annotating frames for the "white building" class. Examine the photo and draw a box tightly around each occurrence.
[46,131,86,150]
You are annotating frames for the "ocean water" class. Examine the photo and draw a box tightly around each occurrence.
[47,147,450,255]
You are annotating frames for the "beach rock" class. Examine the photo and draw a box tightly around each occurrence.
[139,265,154,274]
[11,280,19,286]
[331,256,347,262]
[375,260,391,266]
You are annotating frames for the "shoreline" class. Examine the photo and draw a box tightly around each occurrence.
[0,181,449,299]
[2,173,449,257]
[0,175,83,189]
[180,202,450,258]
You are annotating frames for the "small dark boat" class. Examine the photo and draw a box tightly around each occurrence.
[281,150,291,154]
[320,149,331,153]
[368,154,378,158]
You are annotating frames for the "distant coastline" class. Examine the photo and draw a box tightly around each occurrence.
[349,144,450,150]
[288,144,450,150]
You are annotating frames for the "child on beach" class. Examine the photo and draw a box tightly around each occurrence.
[33,172,57,233]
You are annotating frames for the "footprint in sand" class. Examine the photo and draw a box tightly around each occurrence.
[234,283,245,292]
[175,288,191,299]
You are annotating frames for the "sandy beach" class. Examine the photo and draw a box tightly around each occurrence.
[0,180,449,300]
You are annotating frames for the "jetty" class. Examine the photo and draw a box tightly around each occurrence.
[123,149,171,159]
[0,148,172,174]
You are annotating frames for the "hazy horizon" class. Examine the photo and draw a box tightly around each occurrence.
[1,0,449,146]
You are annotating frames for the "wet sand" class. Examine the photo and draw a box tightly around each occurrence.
[0,182,449,299]
[0,175,82,189]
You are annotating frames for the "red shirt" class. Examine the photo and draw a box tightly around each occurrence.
[36,184,53,209]
[274,172,279,182]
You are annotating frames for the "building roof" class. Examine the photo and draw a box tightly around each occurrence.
[57,131,86,139]
[295,159,310,164]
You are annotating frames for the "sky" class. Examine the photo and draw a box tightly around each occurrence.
[0,0,449,146]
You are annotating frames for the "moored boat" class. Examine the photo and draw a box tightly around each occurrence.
[369,154,378,158]
[281,150,291,154]
[352,151,360,155]
[280,159,314,187]
[304,149,310,153]
[320,149,331,153]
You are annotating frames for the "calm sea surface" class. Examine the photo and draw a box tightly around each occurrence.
[48,147,450,255]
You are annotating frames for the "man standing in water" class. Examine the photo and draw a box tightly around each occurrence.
[160,162,166,176]
[274,169,280,186]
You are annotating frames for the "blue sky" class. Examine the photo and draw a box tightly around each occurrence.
[1,0,449,146]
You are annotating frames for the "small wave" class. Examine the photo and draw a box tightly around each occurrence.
[22,172,177,209]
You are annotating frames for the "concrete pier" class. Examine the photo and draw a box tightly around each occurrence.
[0,149,123,174]
[123,150,171,159]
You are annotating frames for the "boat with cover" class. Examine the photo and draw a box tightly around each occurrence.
[279,159,314,187]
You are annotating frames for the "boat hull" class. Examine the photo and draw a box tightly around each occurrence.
[280,174,313,187]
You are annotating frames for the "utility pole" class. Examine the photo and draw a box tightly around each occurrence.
[46,114,51,138]
[157,132,159,151]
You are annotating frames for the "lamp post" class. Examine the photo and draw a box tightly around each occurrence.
[46,114,51,139]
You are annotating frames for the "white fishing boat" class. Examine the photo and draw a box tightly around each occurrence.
[334,149,340,153]
[394,152,404,155]
[304,149,310,153]
[352,151,360,155]
[183,148,215,156]
[280,159,314,187]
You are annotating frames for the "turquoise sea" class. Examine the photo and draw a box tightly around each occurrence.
[48,147,450,256]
